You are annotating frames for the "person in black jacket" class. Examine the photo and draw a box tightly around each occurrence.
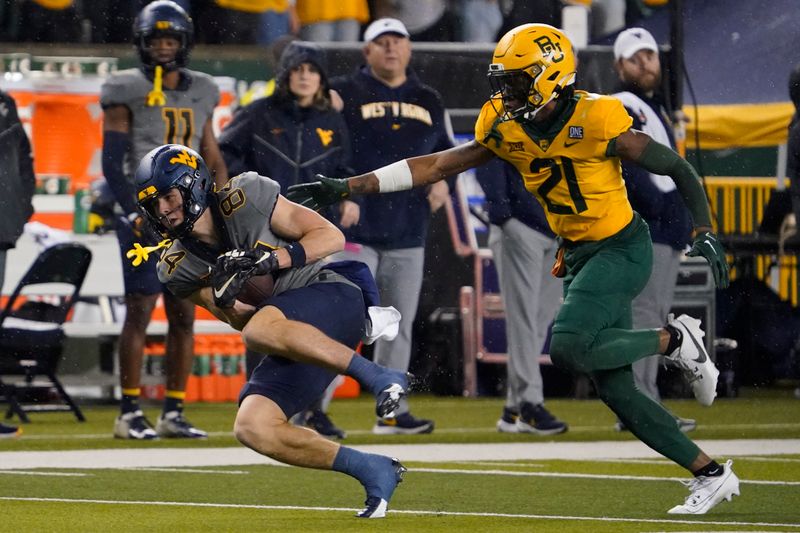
[0,89,35,440]
[220,41,354,439]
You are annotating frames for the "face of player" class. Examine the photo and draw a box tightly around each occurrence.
[617,49,661,93]
[498,72,534,116]
[289,62,322,107]
[146,35,181,66]
[154,187,185,232]
[364,33,411,82]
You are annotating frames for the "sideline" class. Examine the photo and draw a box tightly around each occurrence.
[1,439,798,470]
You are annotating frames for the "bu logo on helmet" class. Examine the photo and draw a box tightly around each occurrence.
[533,35,564,63]
[170,150,197,169]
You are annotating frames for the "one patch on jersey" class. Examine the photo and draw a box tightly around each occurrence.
[568,126,584,139]
[537,139,550,151]
[508,141,524,153]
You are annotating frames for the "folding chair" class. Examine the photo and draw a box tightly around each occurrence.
[0,242,92,422]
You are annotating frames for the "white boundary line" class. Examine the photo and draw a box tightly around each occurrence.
[2,439,799,469]
[0,471,88,477]
[1,496,798,529]
[413,467,800,486]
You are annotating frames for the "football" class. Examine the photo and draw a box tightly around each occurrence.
[236,273,275,307]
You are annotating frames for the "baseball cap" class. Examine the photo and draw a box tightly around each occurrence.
[613,27,659,61]
[363,18,410,42]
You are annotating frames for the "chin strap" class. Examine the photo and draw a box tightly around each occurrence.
[126,238,172,267]
[146,65,166,106]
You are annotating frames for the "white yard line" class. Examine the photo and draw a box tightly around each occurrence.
[1,496,798,530]
[0,471,89,477]
[0,439,798,470]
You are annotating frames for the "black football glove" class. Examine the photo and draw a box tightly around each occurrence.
[211,249,279,308]
[687,230,730,289]
[286,174,350,211]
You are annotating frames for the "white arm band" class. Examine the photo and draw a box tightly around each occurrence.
[374,160,413,193]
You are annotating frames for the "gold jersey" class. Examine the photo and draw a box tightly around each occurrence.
[475,90,634,241]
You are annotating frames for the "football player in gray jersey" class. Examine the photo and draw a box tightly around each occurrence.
[132,144,408,518]
[100,1,227,440]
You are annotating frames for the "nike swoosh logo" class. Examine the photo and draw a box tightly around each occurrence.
[685,329,707,363]
[254,251,272,265]
[703,239,718,256]
[213,272,238,299]
[564,140,580,148]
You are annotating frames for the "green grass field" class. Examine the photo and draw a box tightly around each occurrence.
[1,390,799,531]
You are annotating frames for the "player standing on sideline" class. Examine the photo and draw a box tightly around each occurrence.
[611,27,696,433]
[131,144,408,518]
[288,23,740,514]
[476,159,568,435]
[101,0,227,440]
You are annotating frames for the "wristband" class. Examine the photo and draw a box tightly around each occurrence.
[374,160,413,193]
[285,243,307,267]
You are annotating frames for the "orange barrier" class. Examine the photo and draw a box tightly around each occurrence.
[3,74,236,230]
[30,90,104,193]
[142,296,362,404]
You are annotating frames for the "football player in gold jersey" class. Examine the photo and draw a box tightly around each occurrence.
[288,24,739,515]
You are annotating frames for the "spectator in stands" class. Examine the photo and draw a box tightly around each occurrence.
[459,0,503,42]
[590,0,626,39]
[19,0,83,42]
[238,34,299,107]
[0,89,35,441]
[326,18,454,435]
[100,0,227,440]
[611,27,695,433]
[476,158,568,435]
[219,41,354,439]
[371,0,457,41]
[257,1,299,45]
[295,0,369,42]
[498,0,561,36]
[288,24,739,515]
[194,0,272,44]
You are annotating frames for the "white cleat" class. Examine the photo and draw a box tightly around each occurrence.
[666,314,719,406]
[357,497,388,518]
[155,411,208,439]
[113,410,158,440]
[668,460,740,514]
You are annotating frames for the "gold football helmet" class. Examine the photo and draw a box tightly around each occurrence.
[488,24,577,121]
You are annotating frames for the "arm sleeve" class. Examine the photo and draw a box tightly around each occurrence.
[629,139,712,228]
[102,130,137,215]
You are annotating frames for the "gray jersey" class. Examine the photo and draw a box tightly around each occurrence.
[100,68,219,179]
[158,172,326,299]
